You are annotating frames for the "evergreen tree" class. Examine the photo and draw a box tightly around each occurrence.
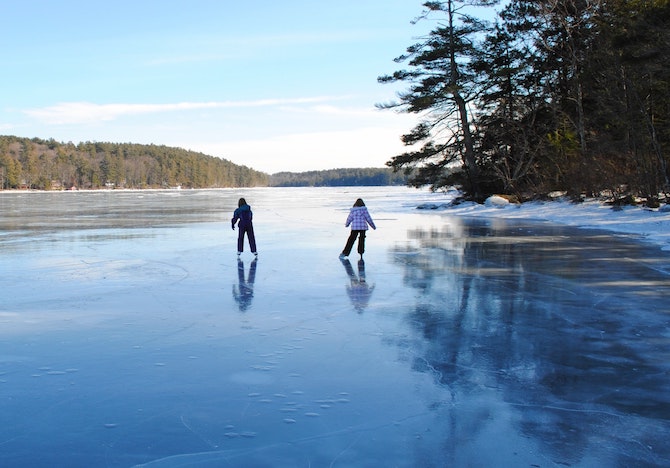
[472,18,541,194]
[378,1,499,197]
[382,0,669,200]
[588,0,670,198]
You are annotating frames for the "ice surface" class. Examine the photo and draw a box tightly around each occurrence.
[0,187,669,467]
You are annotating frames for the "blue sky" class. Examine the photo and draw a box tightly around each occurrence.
[2,1,501,173]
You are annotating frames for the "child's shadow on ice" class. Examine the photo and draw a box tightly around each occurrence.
[340,258,375,313]
[233,258,257,312]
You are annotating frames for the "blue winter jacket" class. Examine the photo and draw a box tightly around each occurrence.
[232,204,253,228]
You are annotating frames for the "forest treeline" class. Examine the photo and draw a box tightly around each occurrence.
[269,168,407,187]
[380,1,670,205]
[0,135,401,189]
[0,136,268,189]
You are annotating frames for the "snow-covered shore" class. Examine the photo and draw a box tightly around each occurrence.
[418,194,670,251]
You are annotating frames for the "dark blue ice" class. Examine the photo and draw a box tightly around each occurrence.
[0,187,668,467]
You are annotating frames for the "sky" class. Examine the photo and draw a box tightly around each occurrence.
[1,0,503,174]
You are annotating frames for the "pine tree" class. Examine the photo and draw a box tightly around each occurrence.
[378,1,500,197]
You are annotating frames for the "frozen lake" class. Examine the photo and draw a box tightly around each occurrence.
[1,187,669,467]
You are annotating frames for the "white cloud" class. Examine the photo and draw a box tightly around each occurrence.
[23,97,345,125]
[284,104,386,119]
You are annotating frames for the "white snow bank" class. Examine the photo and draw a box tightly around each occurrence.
[422,196,670,251]
[484,195,510,207]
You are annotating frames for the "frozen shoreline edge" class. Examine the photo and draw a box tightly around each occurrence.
[417,195,670,252]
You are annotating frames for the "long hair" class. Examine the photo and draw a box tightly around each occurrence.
[353,198,365,207]
[238,198,247,207]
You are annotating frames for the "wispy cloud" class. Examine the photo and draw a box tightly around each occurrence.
[23,97,345,125]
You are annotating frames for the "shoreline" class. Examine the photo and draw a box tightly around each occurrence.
[2,186,669,252]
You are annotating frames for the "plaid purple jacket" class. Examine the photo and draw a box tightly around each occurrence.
[345,206,376,230]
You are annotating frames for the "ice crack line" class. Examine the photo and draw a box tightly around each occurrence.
[180,414,218,449]
[508,402,623,418]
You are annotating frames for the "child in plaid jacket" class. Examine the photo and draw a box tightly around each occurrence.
[340,198,376,259]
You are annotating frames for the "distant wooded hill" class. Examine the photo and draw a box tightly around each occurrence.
[0,136,268,189]
[269,168,407,187]
[0,136,406,189]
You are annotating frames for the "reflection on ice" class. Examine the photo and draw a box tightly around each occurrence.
[340,258,374,312]
[390,219,670,466]
[233,259,257,312]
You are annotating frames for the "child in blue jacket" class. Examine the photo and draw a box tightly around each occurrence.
[232,198,257,257]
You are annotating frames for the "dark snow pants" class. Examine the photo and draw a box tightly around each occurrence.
[237,224,257,253]
[342,230,366,256]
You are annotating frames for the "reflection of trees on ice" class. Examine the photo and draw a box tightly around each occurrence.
[389,221,670,466]
[233,258,257,312]
[340,258,375,313]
